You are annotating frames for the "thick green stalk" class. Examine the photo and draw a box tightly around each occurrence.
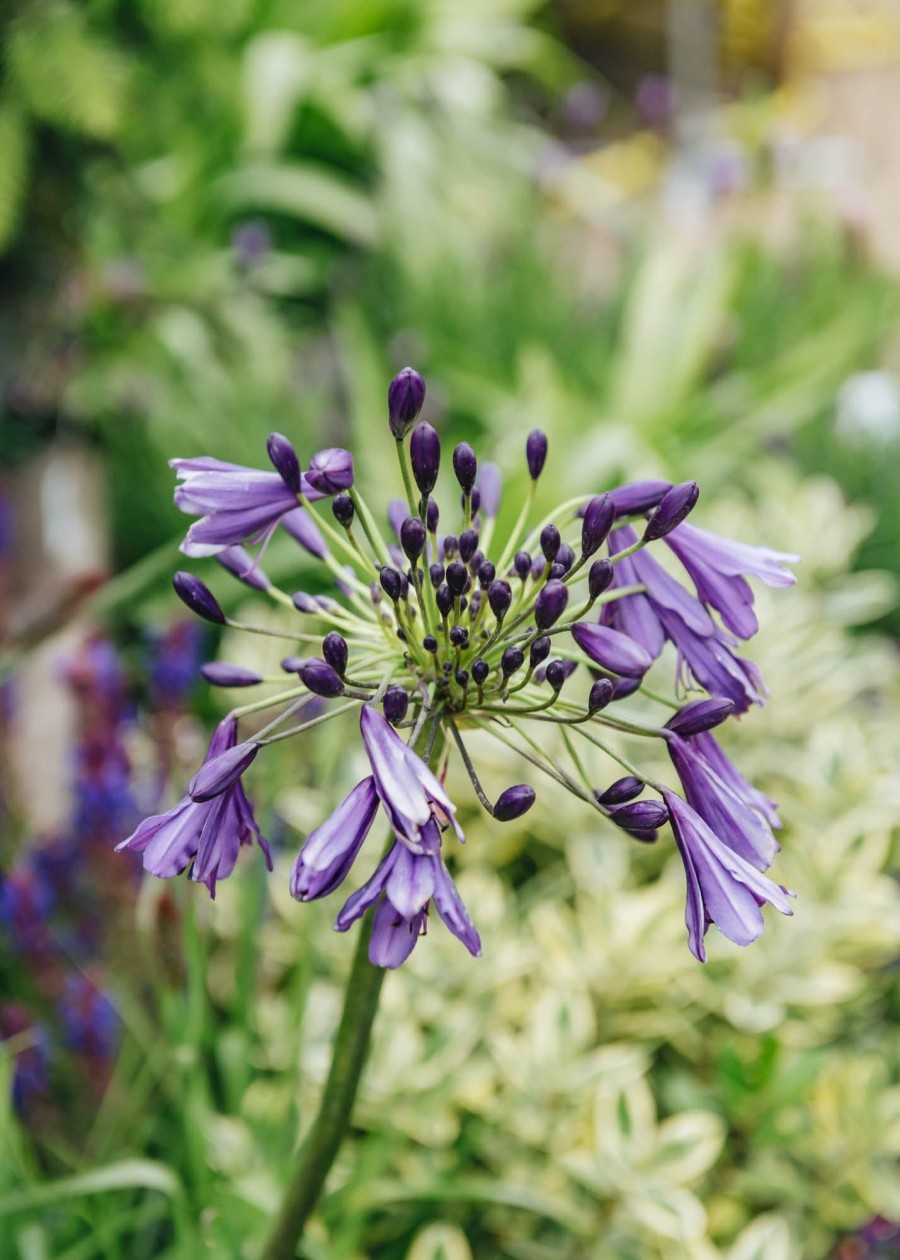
[259,914,385,1260]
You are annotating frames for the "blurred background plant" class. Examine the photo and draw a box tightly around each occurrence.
[1,1,899,1258]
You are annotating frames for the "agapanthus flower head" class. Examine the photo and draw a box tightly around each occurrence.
[120,371,797,965]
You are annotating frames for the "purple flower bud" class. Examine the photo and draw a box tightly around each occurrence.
[526,429,548,480]
[609,800,669,830]
[469,487,481,516]
[281,655,305,673]
[478,462,502,517]
[514,550,532,580]
[332,492,354,528]
[292,591,320,613]
[596,776,644,805]
[322,631,349,676]
[380,566,403,602]
[388,367,426,439]
[409,421,441,495]
[534,579,568,630]
[297,658,344,698]
[455,668,469,687]
[531,555,546,580]
[545,659,568,691]
[201,662,263,688]
[643,481,700,541]
[452,442,477,493]
[488,580,512,620]
[436,584,454,617]
[581,493,614,558]
[449,625,469,647]
[173,572,226,625]
[501,645,524,676]
[400,517,427,562]
[494,784,536,822]
[627,827,659,843]
[476,562,494,588]
[610,676,642,701]
[587,678,614,713]
[665,697,734,737]
[423,634,438,653]
[472,658,489,685]
[216,546,270,591]
[443,534,458,558]
[610,479,672,516]
[282,507,327,559]
[189,740,259,802]
[382,685,409,725]
[540,524,561,562]
[426,497,439,532]
[459,528,479,564]
[446,561,469,596]
[430,563,444,588]
[588,558,614,600]
[549,563,565,582]
[305,448,354,496]
[267,432,301,493]
[571,623,653,679]
[530,635,551,668]
[557,543,576,573]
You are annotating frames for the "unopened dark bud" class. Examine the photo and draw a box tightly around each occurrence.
[627,827,659,844]
[388,366,426,440]
[379,566,403,602]
[545,659,568,691]
[468,589,481,617]
[529,635,551,668]
[549,563,565,581]
[643,481,700,542]
[426,497,439,532]
[459,596,468,613]
[540,524,561,562]
[531,555,546,580]
[556,543,576,574]
[430,563,445,588]
[610,676,642,701]
[332,492,354,528]
[400,516,427,562]
[588,678,614,713]
[322,631,348,676]
[449,625,469,647]
[665,697,735,737]
[201,662,263,688]
[501,645,524,677]
[298,658,344,698]
[488,580,512,620]
[423,634,438,653]
[610,800,669,830]
[534,578,569,631]
[280,655,305,674]
[459,528,479,563]
[397,628,407,642]
[514,550,532,580]
[443,534,458,558]
[469,487,481,516]
[267,432,301,493]
[410,421,441,495]
[478,561,495,586]
[436,584,454,617]
[382,685,409,725]
[581,493,614,558]
[455,669,469,688]
[173,572,226,625]
[189,740,260,802]
[446,560,469,596]
[452,442,477,493]
[526,429,548,481]
[596,776,644,806]
[471,659,489,686]
[588,558,614,601]
[494,784,536,822]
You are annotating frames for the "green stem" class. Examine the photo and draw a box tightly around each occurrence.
[259,915,385,1260]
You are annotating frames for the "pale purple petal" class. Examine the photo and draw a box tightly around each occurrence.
[368,899,424,968]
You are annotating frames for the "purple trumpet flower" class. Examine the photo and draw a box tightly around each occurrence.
[116,717,271,896]
[665,522,798,639]
[291,777,379,901]
[604,526,766,713]
[679,729,782,830]
[666,733,779,871]
[664,790,793,962]
[360,706,463,850]
[334,820,481,967]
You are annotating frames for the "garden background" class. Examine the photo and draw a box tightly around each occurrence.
[1,2,900,1257]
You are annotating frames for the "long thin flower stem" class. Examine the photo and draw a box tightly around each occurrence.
[259,913,385,1260]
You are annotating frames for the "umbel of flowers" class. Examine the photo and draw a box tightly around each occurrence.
[118,368,797,967]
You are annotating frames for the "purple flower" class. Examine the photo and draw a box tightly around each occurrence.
[116,717,271,897]
[303,448,354,497]
[216,545,271,591]
[334,820,481,967]
[359,706,463,850]
[291,777,379,901]
[664,790,793,962]
[665,522,799,639]
[571,621,653,679]
[59,975,118,1060]
[604,527,766,713]
[683,730,782,829]
[478,462,502,518]
[281,507,328,559]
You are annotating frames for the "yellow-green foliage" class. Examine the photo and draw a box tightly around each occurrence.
[218,470,900,1260]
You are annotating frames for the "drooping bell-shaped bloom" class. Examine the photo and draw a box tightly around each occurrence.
[359,706,463,850]
[116,717,271,896]
[664,790,793,962]
[291,777,379,901]
[684,729,782,830]
[665,522,799,639]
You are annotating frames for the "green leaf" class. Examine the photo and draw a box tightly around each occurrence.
[219,162,379,247]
